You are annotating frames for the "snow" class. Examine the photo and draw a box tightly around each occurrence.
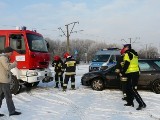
[1,64,160,120]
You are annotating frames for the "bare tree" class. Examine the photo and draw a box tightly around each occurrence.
[138,46,158,59]
[45,37,122,62]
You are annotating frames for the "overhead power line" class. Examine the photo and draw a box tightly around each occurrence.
[58,21,80,53]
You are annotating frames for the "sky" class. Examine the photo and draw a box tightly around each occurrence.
[1,64,160,120]
[0,0,160,51]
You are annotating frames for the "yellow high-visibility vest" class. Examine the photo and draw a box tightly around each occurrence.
[123,52,139,73]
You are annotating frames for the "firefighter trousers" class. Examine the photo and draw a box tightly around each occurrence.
[55,73,63,87]
[63,75,75,90]
[121,81,127,98]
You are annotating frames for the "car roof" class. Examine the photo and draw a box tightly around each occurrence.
[139,59,160,61]
[96,50,120,55]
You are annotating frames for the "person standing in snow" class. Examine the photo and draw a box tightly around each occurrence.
[62,52,76,91]
[121,44,146,110]
[52,55,64,88]
[0,47,21,116]
[115,48,127,100]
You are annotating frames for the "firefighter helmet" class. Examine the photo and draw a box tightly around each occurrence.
[63,52,70,58]
[54,55,60,61]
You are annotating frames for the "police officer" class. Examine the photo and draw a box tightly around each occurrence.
[115,48,127,100]
[121,44,146,110]
[52,55,64,88]
[63,52,76,91]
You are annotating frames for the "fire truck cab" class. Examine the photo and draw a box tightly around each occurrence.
[0,27,53,94]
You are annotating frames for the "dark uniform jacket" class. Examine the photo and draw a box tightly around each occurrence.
[115,55,124,72]
[63,56,76,75]
[52,59,64,73]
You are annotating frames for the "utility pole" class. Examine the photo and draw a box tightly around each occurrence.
[128,38,132,44]
[145,44,148,58]
[58,21,79,53]
[121,37,140,45]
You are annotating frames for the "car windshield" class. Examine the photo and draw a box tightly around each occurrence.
[92,55,110,62]
[27,33,48,52]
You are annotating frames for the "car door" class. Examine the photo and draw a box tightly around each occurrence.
[105,66,120,87]
[138,60,158,86]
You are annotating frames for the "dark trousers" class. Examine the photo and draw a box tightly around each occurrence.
[125,72,145,106]
[121,81,127,98]
[0,83,15,114]
[63,75,75,90]
[55,73,63,87]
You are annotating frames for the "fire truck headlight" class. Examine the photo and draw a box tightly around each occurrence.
[27,71,38,77]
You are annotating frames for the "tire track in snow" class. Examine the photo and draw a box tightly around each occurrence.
[27,88,88,120]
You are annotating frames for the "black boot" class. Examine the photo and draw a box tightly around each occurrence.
[61,83,63,88]
[136,103,146,110]
[136,105,143,110]
[124,103,134,107]
[143,103,147,108]
[9,111,21,116]
[0,113,4,117]
[70,88,76,90]
[54,83,59,88]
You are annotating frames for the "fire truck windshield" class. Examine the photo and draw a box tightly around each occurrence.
[27,33,48,52]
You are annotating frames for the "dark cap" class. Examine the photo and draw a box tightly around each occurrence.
[4,47,14,53]
[123,44,131,49]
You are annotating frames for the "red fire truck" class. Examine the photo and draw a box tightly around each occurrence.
[0,27,53,94]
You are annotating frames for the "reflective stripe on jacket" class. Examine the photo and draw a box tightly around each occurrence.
[63,57,76,75]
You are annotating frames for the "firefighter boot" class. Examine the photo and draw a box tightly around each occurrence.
[61,83,63,88]
[54,82,59,88]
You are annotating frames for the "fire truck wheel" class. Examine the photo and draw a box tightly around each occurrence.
[10,75,20,95]
[24,83,33,88]
[33,81,40,87]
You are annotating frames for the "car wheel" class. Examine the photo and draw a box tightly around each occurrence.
[91,78,104,91]
[152,79,160,94]
[10,75,20,95]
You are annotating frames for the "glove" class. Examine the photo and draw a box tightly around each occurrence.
[115,69,120,73]
[120,71,125,77]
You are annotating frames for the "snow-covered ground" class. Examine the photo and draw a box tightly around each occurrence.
[1,64,160,120]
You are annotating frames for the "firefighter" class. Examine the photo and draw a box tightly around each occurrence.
[121,44,146,110]
[52,55,64,88]
[63,52,76,91]
[115,48,127,100]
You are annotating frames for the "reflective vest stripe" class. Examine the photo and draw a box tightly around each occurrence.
[65,72,76,75]
[71,82,75,85]
[63,84,67,87]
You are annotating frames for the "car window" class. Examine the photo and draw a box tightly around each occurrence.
[139,61,154,71]
[109,55,114,62]
[154,61,160,68]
